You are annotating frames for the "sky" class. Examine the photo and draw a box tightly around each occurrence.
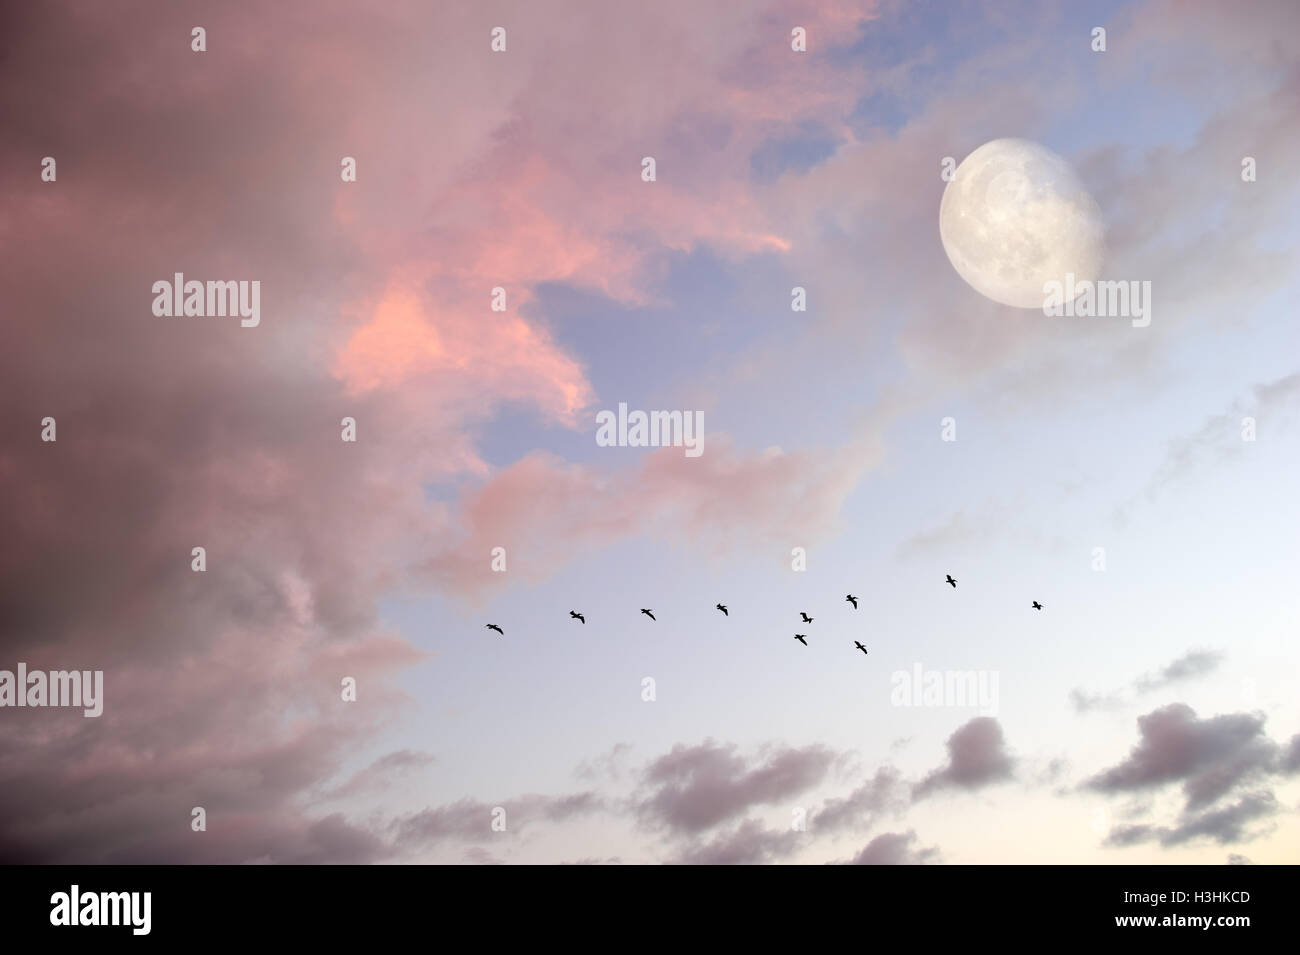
[0,0,1298,864]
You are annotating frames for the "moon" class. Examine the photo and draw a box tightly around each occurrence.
[939,138,1104,309]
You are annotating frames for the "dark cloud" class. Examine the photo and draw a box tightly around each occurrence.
[669,819,804,865]
[1085,704,1277,811]
[462,847,506,866]
[1104,824,1156,849]
[635,740,837,833]
[1162,793,1277,846]
[1070,688,1124,714]
[1071,649,1224,714]
[840,831,939,865]
[913,717,1014,800]
[562,856,622,865]
[815,767,906,832]
[0,1,457,865]
[1089,704,1295,853]
[326,749,436,799]
[634,740,918,863]
[1134,650,1224,694]
[391,791,602,852]
[0,0,896,864]
[1104,793,1277,849]
[1279,735,1300,774]
[280,814,389,865]
[0,717,415,864]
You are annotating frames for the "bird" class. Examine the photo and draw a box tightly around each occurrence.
[799,612,813,623]
[854,641,869,656]
[641,609,656,621]
[569,611,585,624]
[485,624,504,635]
[846,594,858,609]
[716,603,728,616]
[1032,601,1042,611]
[794,634,808,646]
[945,574,957,588]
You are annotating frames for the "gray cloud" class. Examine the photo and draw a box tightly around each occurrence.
[562,856,622,865]
[815,767,907,832]
[669,819,804,865]
[1147,373,1300,497]
[325,749,436,799]
[1105,792,1277,849]
[913,717,1014,800]
[463,847,506,866]
[391,791,603,852]
[1279,735,1300,774]
[1103,824,1156,848]
[840,831,940,865]
[1162,793,1277,846]
[1070,688,1126,715]
[1071,649,1224,714]
[1133,650,1225,694]
[1089,702,1297,853]
[635,740,837,834]
[1085,704,1277,811]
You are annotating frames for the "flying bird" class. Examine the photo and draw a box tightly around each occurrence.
[1032,601,1042,611]
[846,594,858,609]
[716,604,728,616]
[485,624,503,635]
[946,575,957,588]
[570,611,585,624]
[794,634,808,646]
[641,609,656,621]
[799,612,813,623]
[854,641,869,656]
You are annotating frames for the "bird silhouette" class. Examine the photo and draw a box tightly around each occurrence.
[570,610,585,624]
[1032,601,1042,611]
[800,612,813,623]
[946,575,957,588]
[485,624,503,635]
[794,634,808,646]
[846,594,858,609]
[716,603,728,616]
[641,609,656,621]
[854,641,869,656]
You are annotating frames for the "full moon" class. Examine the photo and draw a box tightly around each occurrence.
[939,138,1104,309]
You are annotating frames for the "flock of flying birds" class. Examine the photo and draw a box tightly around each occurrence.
[484,574,1045,652]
